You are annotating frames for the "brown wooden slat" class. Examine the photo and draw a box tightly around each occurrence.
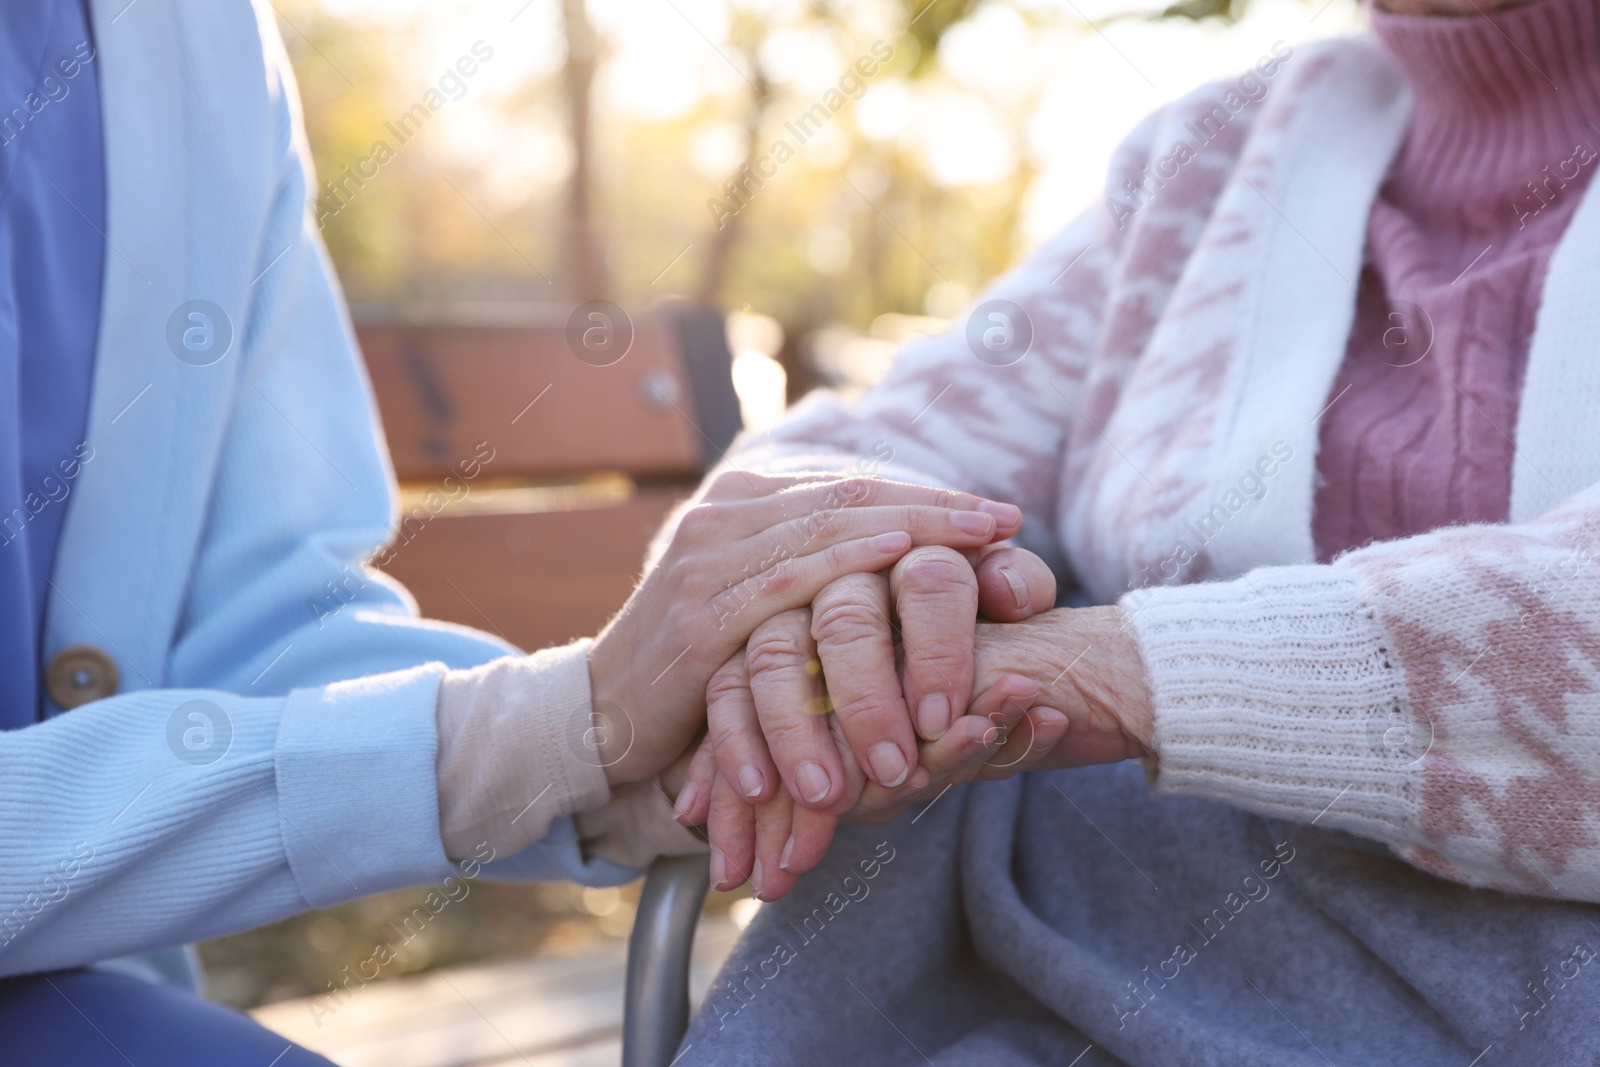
[357,316,704,482]
[377,487,688,652]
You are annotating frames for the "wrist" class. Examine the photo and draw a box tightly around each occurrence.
[585,638,637,788]
[982,606,1153,761]
[1073,606,1156,758]
[589,627,700,789]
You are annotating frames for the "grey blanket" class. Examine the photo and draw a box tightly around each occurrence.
[678,763,1600,1065]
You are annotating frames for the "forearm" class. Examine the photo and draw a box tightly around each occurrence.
[434,642,608,860]
[1127,566,1413,837]
[434,642,704,870]
[0,670,452,977]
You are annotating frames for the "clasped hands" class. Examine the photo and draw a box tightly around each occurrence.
[585,472,1153,902]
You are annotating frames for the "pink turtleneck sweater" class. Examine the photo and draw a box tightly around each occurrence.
[1313,0,1600,559]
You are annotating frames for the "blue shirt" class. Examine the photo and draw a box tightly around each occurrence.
[0,0,104,729]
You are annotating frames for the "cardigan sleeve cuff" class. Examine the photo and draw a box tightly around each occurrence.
[1119,563,1424,843]
[276,664,456,908]
[434,641,611,862]
[575,778,709,870]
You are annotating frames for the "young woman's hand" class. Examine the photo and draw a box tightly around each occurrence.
[583,471,1023,787]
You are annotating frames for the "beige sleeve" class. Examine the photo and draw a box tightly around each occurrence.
[434,639,706,868]
[435,641,610,861]
[575,779,709,869]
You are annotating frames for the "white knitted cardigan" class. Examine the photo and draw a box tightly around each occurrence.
[725,35,1600,903]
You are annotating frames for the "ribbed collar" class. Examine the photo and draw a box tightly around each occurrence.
[1371,0,1600,230]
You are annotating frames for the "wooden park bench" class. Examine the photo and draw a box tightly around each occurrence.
[356,302,727,1067]
[360,302,741,652]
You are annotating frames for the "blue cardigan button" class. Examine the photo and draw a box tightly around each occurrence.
[46,645,120,709]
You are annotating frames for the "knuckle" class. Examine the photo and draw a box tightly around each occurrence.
[812,572,884,612]
[836,570,888,597]
[822,539,861,574]
[676,549,716,586]
[756,557,798,597]
[748,471,782,493]
[706,715,752,758]
[830,685,902,725]
[759,714,819,753]
[904,507,931,538]
[709,470,749,499]
[908,648,971,680]
[836,477,875,507]
[806,510,843,543]
[676,503,720,541]
[705,662,749,706]
[810,597,888,646]
[744,623,813,677]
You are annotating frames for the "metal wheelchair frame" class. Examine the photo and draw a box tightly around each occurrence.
[620,854,711,1067]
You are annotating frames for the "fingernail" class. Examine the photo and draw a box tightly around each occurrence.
[710,851,727,889]
[977,501,1022,526]
[1000,566,1028,610]
[779,835,796,870]
[918,693,951,739]
[737,764,765,798]
[1035,708,1068,729]
[672,780,698,824]
[868,531,911,553]
[752,859,765,899]
[868,742,909,788]
[796,761,832,804]
[951,511,995,536]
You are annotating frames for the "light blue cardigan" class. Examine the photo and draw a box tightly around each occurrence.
[0,0,633,983]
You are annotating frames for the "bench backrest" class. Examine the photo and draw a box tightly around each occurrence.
[358,304,742,483]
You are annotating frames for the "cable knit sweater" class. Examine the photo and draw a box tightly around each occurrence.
[725,0,1600,903]
[1314,0,1600,559]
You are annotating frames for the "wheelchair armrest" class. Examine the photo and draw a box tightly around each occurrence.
[621,853,711,1067]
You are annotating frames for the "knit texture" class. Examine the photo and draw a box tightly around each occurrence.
[435,641,707,866]
[573,778,709,869]
[724,15,1600,901]
[1132,564,1415,843]
[1313,0,1600,559]
[435,640,609,861]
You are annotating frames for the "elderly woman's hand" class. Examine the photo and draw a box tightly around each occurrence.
[691,541,1058,810]
[965,606,1154,774]
[677,603,1154,900]
[584,472,1022,787]
[675,672,1061,898]
[671,543,1061,897]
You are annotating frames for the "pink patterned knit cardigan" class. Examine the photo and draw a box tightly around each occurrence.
[724,17,1600,902]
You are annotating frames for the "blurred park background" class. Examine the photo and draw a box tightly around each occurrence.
[202,0,1364,1059]
[277,0,1363,420]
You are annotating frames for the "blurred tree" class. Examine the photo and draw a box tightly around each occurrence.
[685,0,1030,399]
[277,0,1339,324]
[561,0,608,299]
[903,0,984,74]
[692,15,768,306]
